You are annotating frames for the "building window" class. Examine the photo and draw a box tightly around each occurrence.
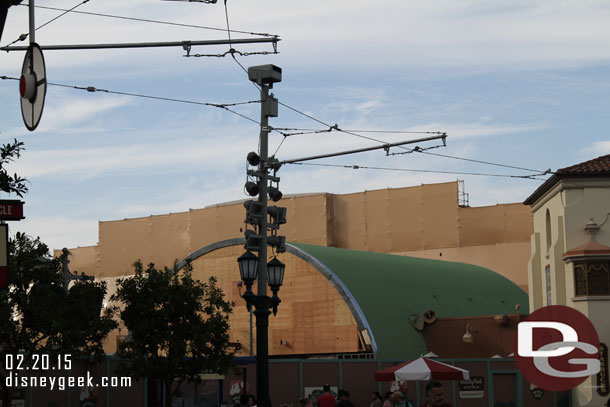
[546,209,552,253]
[573,260,610,296]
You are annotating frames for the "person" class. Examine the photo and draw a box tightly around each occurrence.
[247,395,257,407]
[605,397,610,407]
[370,391,383,407]
[419,382,453,407]
[317,385,335,407]
[393,391,407,407]
[238,394,250,407]
[300,398,313,407]
[335,390,355,407]
[382,392,393,407]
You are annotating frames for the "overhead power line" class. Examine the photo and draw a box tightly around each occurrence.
[18,3,277,37]
[417,150,547,173]
[286,162,552,180]
[271,101,547,173]
[4,0,91,47]
[0,75,261,124]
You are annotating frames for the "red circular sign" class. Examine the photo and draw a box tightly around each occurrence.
[515,305,599,391]
[19,75,27,98]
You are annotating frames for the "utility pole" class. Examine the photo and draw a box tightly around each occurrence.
[238,64,283,407]
[255,80,272,407]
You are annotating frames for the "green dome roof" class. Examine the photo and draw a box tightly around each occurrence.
[289,243,529,360]
[178,238,529,360]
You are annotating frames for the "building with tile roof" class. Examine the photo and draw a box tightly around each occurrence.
[524,153,610,407]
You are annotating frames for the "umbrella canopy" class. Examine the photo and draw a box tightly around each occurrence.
[375,357,469,381]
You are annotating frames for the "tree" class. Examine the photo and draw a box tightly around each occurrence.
[0,233,117,405]
[0,139,28,197]
[110,261,235,407]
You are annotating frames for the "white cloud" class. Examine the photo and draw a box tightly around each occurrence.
[3,0,610,73]
[406,122,549,139]
[17,216,100,252]
[12,135,249,180]
[39,96,130,130]
[580,141,610,156]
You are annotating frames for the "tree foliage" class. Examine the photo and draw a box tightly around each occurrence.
[0,139,28,197]
[0,233,117,404]
[110,261,234,407]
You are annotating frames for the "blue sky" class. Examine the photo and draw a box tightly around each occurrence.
[1,0,609,251]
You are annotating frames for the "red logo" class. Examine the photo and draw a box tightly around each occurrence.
[515,305,600,391]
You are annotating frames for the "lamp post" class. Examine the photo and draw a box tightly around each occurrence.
[237,64,284,407]
[237,252,285,407]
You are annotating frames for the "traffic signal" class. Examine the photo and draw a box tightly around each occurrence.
[244,230,263,252]
[245,181,259,197]
[244,200,264,226]
[267,235,286,253]
[268,186,282,202]
[267,206,287,229]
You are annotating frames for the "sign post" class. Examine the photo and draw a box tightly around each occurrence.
[0,224,8,288]
[0,200,25,288]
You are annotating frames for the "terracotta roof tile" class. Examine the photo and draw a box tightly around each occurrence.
[563,241,610,260]
[557,154,610,175]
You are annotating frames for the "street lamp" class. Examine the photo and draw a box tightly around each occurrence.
[266,257,285,316]
[237,251,258,311]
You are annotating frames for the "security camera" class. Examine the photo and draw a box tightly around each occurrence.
[248,64,282,86]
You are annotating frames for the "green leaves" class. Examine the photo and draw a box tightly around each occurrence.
[110,260,235,403]
[0,233,117,362]
[0,139,28,197]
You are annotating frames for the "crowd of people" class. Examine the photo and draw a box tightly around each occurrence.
[296,381,452,407]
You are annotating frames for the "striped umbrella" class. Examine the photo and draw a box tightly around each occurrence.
[374,357,470,381]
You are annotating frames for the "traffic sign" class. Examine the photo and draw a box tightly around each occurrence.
[0,224,8,288]
[20,42,47,131]
[0,200,24,221]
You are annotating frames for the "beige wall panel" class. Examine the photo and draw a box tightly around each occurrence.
[284,195,329,245]
[459,204,532,247]
[459,205,509,246]
[421,183,459,249]
[398,241,530,292]
[325,194,337,247]
[184,244,358,356]
[387,187,425,253]
[189,205,243,252]
[502,203,534,242]
[334,298,357,326]
[214,204,248,242]
[149,212,191,268]
[332,193,366,250]
[58,246,99,278]
[99,217,153,277]
[362,189,391,253]
[188,208,220,253]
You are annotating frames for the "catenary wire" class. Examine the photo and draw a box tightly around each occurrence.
[0,74,549,175]
[286,162,550,180]
[0,75,261,124]
[4,0,91,47]
[18,3,277,37]
[417,150,546,173]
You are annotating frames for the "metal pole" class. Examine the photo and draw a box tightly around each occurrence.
[1,37,278,52]
[249,309,253,356]
[276,134,447,165]
[28,0,34,44]
[255,84,271,407]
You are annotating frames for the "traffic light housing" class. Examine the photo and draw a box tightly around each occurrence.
[244,230,263,252]
[267,206,287,229]
[267,235,286,253]
[244,200,264,225]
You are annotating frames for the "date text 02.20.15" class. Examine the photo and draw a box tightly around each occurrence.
[5,354,72,371]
